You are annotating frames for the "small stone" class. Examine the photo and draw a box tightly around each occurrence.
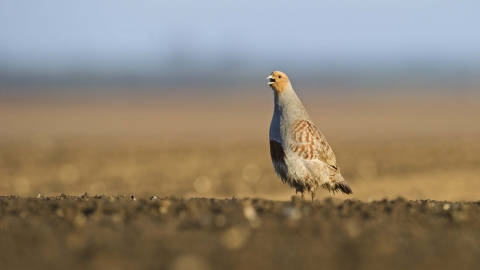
[215,215,227,227]
[282,206,301,220]
[169,254,210,270]
[220,227,251,250]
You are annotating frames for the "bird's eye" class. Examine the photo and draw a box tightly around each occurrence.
[278,75,282,78]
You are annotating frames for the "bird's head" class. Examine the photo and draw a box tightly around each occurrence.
[267,71,290,93]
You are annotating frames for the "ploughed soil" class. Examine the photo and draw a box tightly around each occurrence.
[1,195,480,270]
[1,92,480,269]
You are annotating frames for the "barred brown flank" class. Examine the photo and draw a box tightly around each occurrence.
[267,71,353,200]
[290,119,339,165]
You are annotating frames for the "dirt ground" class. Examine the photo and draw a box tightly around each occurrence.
[1,89,480,269]
[1,195,480,270]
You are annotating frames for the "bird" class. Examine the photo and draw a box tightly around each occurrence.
[267,71,353,201]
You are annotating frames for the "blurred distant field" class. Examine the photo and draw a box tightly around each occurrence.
[1,88,480,201]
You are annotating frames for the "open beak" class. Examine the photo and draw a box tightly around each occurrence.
[266,75,275,86]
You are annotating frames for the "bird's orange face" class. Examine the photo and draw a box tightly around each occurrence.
[267,71,290,93]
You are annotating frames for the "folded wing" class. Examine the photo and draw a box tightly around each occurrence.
[288,119,338,170]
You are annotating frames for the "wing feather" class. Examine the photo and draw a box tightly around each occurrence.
[288,120,338,170]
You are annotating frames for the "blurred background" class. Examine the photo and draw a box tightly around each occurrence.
[1,0,479,201]
[2,0,480,90]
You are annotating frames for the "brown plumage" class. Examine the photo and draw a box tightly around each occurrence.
[267,71,353,200]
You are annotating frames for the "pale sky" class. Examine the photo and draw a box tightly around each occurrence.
[0,0,479,75]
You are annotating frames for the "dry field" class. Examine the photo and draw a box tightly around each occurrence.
[1,89,480,201]
[0,88,480,269]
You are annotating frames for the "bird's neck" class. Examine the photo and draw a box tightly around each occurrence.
[273,85,306,118]
[270,84,308,142]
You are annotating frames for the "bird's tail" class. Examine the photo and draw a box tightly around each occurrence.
[321,173,353,195]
